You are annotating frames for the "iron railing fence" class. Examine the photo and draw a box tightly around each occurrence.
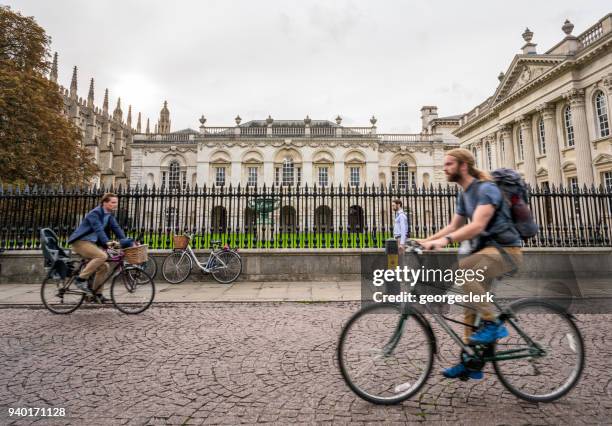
[0,184,610,250]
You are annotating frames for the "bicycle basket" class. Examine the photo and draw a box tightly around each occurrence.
[173,235,190,249]
[124,244,148,264]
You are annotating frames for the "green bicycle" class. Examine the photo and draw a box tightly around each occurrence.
[337,241,584,404]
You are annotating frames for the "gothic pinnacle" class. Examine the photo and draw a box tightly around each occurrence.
[69,66,78,99]
[146,118,150,134]
[136,112,142,133]
[127,105,132,128]
[87,78,94,107]
[103,89,109,115]
[50,52,58,83]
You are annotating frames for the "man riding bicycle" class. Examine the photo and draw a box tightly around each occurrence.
[420,148,523,380]
[67,192,131,301]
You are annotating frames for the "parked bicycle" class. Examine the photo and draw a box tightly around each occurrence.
[40,228,155,315]
[337,240,584,404]
[161,233,242,284]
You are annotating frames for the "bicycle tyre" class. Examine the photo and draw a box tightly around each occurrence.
[41,276,85,314]
[140,257,158,280]
[493,299,585,403]
[337,303,434,405]
[161,251,193,284]
[210,250,242,284]
[110,267,155,314]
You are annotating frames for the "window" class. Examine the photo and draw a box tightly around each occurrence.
[165,207,178,228]
[349,167,360,187]
[398,162,410,189]
[247,167,257,187]
[564,105,575,147]
[282,157,294,186]
[162,171,167,187]
[472,147,479,166]
[168,161,180,189]
[274,167,280,186]
[318,167,328,187]
[537,119,546,155]
[500,138,505,161]
[568,177,578,192]
[517,128,524,161]
[603,171,612,191]
[485,142,492,169]
[595,91,610,138]
[215,167,225,187]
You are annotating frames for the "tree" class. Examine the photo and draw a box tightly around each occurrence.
[0,6,98,187]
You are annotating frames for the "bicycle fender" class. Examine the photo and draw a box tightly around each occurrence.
[402,306,437,354]
[506,297,577,321]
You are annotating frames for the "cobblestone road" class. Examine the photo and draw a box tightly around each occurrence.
[0,303,610,425]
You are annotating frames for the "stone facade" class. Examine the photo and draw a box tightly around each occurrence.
[130,111,460,189]
[454,14,612,190]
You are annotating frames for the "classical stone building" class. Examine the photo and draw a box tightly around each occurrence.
[129,109,460,190]
[454,14,612,190]
[51,54,145,188]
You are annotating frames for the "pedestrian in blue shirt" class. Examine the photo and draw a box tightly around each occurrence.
[392,199,410,255]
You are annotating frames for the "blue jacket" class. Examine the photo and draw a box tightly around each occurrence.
[67,205,126,246]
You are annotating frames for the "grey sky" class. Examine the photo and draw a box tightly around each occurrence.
[7,1,610,133]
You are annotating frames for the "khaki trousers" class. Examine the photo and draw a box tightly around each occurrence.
[458,246,523,341]
[71,240,109,292]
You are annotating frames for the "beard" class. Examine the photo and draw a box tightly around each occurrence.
[446,170,461,183]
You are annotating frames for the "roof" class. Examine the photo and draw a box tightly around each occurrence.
[240,120,340,128]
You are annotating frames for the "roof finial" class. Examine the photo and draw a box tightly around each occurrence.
[136,112,142,133]
[146,118,150,134]
[562,19,574,36]
[521,28,537,54]
[113,97,123,121]
[126,105,132,128]
[87,78,94,108]
[103,88,109,115]
[235,115,242,125]
[335,115,342,125]
[69,66,78,99]
[50,52,58,83]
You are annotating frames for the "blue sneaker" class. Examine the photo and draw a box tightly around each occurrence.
[442,363,484,380]
[469,320,509,345]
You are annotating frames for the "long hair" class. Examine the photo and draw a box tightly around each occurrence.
[446,148,492,181]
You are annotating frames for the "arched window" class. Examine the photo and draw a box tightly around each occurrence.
[485,142,492,169]
[500,138,505,162]
[398,162,410,189]
[168,160,180,189]
[472,147,479,167]
[282,157,294,186]
[595,91,610,138]
[537,119,546,155]
[517,128,524,161]
[564,105,575,147]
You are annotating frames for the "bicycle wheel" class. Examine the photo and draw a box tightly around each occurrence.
[337,303,434,405]
[493,299,584,403]
[210,250,242,284]
[140,257,157,280]
[41,276,85,314]
[161,251,192,284]
[111,267,155,314]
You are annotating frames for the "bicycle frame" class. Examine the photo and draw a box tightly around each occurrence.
[386,246,547,362]
[177,244,230,273]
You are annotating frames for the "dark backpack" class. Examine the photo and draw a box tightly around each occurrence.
[490,168,539,240]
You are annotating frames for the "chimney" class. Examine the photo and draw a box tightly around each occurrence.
[420,106,438,133]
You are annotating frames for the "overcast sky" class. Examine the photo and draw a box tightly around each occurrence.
[7,1,610,133]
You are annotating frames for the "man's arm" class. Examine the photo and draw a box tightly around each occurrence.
[422,205,495,249]
[423,214,466,242]
[85,210,110,246]
[399,214,408,246]
[110,216,126,241]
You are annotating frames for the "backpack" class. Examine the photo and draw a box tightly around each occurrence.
[490,168,539,240]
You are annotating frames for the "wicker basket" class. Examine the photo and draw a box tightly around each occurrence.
[124,244,148,264]
[173,235,190,249]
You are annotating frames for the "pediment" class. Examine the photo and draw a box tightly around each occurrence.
[593,153,612,166]
[492,55,566,105]
[536,167,548,177]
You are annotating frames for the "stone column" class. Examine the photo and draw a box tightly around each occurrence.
[536,103,562,187]
[499,125,515,169]
[564,88,594,186]
[517,116,537,186]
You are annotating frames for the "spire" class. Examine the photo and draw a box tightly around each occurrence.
[113,97,123,121]
[103,88,109,115]
[155,123,158,133]
[69,66,78,99]
[157,100,171,134]
[50,52,58,83]
[126,105,132,128]
[146,118,150,134]
[136,112,142,133]
[87,78,94,108]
